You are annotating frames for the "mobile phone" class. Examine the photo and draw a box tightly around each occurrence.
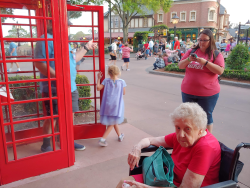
[190,53,198,58]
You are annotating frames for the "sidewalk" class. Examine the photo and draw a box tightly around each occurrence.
[3,123,151,188]
[105,53,137,59]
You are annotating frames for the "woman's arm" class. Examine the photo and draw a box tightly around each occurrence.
[128,136,171,170]
[123,87,126,95]
[196,58,224,75]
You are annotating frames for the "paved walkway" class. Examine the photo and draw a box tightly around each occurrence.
[4,56,250,188]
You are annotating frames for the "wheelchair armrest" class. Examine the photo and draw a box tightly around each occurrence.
[141,145,172,153]
[202,180,237,188]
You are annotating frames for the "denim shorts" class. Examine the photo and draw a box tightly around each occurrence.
[123,58,130,62]
[181,92,219,125]
[145,49,150,54]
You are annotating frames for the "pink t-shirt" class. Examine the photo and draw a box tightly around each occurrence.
[181,49,225,96]
[165,49,175,57]
[225,44,231,52]
[122,47,131,58]
[165,130,221,187]
[163,56,170,65]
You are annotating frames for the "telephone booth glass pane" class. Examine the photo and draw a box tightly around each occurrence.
[0,0,63,161]
[68,10,100,126]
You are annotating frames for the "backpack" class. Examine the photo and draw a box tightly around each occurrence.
[108,45,112,52]
[190,48,221,81]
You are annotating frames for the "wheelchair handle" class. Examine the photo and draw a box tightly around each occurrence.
[141,145,172,153]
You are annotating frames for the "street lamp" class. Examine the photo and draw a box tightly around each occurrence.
[237,21,250,45]
[171,14,179,38]
[15,21,21,46]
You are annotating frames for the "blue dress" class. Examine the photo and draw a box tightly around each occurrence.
[100,78,127,126]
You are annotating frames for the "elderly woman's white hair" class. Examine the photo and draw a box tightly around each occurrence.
[170,102,207,130]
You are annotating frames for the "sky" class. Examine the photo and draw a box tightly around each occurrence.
[220,0,250,25]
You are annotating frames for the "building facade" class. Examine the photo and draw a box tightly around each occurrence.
[104,8,154,45]
[154,0,230,42]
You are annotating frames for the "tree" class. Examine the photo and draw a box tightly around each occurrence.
[88,29,97,34]
[72,31,85,40]
[5,26,30,38]
[0,8,14,22]
[95,0,173,43]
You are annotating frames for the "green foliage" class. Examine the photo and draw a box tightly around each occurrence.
[5,26,30,38]
[164,63,185,72]
[0,8,14,22]
[226,44,250,70]
[149,24,168,32]
[168,30,182,38]
[8,75,91,114]
[75,75,91,111]
[133,31,152,49]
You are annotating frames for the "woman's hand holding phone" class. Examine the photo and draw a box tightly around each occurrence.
[189,53,198,62]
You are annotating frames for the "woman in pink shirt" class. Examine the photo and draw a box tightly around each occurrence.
[225,41,231,55]
[178,29,225,133]
[121,43,133,71]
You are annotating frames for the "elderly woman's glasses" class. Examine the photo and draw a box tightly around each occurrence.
[198,39,210,43]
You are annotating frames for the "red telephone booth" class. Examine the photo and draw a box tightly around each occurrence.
[0,0,105,185]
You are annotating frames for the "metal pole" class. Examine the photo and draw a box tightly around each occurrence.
[109,4,112,45]
[174,25,176,37]
[237,23,240,44]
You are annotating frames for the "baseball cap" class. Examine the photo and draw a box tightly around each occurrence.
[114,39,118,42]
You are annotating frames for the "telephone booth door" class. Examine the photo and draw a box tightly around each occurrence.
[66,4,105,140]
[0,0,105,185]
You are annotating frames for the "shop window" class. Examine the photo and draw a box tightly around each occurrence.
[170,12,177,22]
[143,18,148,27]
[120,18,123,28]
[193,33,196,41]
[208,7,217,22]
[180,12,186,22]
[190,11,196,21]
[114,17,119,28]
[186,34,191,38]
[158,13,163,23]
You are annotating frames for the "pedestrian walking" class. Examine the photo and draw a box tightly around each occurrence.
[143,41,150,60]
[118,41,123,60]
[153,42,159,55]
[174,37,180,50]
[215,40,220,51]
[121,43,133,71]
[97,65,126,147]
[7,42,21,72]
[178,29,225,133]
[225,41,231,56]
[186,37,194,50]
[108,39,118,66]
[149,39,154,57]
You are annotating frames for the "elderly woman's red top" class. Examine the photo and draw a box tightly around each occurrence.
[164,129,221,187]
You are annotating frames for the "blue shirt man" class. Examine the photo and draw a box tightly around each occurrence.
[9,42,17,56]
[34,27,94,151]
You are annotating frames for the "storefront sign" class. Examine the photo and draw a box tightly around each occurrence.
[148,33,154,37]
[163,29,167,36]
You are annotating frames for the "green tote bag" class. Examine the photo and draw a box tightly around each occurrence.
[142,146,175,187]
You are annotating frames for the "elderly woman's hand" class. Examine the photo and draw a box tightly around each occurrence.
[123,180,150,188]
[128,144,141,170]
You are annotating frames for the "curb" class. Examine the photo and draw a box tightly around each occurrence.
[148,69,250,89]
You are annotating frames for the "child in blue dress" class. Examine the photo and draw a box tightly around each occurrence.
[97,65,127,146]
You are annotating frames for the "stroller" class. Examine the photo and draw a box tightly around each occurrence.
[136,48,145,60]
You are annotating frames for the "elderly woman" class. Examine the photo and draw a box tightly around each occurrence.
[117,103,221,188]
[178,29,224,133]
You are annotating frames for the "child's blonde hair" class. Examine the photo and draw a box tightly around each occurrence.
[108,65,121,77]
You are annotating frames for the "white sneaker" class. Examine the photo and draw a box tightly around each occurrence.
[126,69,130,71]
[99,139,108,147]
[118,133,125,142]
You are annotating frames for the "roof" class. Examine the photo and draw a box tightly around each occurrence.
[104,11,109,16]
[219,4,226,15]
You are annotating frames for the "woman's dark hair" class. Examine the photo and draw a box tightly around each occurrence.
[193,29,216,59]
[73,42,79,48]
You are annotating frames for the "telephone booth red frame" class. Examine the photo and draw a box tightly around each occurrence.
[0,0,105,185]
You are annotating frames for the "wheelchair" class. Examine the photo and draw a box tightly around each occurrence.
[129,142,250,188]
